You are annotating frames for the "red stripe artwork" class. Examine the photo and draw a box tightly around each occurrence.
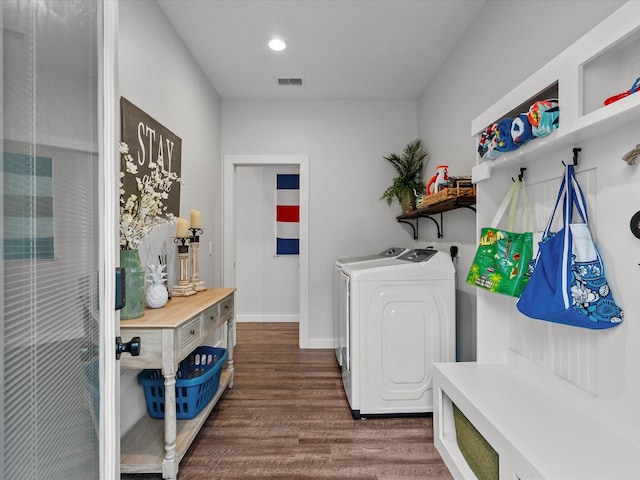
[276,173,300,255]
[276,205,299,223]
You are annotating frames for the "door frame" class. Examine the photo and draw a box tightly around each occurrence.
[99,1,119,477]
[222,155,310,348]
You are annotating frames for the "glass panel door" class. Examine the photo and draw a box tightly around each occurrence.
[1,1,112,478]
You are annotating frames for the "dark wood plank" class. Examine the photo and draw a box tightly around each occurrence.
[122,322,453,480]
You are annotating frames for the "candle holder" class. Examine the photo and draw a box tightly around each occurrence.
[189,227,207,292]
[171,237,196,297]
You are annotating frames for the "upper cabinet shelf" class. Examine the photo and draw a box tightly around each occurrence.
[471,1,640,182]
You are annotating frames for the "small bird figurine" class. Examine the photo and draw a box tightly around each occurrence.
[622,144,640,166]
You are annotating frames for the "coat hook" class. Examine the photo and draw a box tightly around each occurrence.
[512,167,526,182]
[572,147,581,165]
[563,147,581,166]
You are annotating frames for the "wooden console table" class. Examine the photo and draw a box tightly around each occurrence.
[119,288,235,479]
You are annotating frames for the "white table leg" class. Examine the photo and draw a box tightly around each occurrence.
[162,372,178,479]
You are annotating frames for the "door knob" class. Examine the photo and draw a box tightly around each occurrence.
[115,336,141,360]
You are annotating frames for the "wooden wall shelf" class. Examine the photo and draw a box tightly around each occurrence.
[396,190,476,239]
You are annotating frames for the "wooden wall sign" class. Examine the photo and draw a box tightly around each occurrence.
[120,97,182,217]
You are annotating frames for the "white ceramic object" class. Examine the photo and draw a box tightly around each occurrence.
[145,264,168,308]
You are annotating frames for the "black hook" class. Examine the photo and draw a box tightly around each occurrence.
[572,147,581,165]
[512,167,526,182]
[563,147,581,166]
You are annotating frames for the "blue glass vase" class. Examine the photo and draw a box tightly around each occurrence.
[120,249,145,320]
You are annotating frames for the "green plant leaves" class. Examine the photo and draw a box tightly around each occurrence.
[381,139,428,207]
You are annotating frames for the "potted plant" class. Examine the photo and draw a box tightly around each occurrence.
[381,139,429,213]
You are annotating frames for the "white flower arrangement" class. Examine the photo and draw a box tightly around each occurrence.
[119,142,181,249]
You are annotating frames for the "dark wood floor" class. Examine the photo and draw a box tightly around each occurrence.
[124,322,453,480]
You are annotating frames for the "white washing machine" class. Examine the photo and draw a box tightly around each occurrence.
[339,248,455,418]
[335,246,408,268]
[334,247,408,365]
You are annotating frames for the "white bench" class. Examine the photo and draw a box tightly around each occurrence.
[433,362,640,479]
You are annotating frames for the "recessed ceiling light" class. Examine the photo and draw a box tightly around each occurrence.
[268,38,287,51]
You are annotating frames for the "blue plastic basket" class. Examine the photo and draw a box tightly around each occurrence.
[137,346,228,420]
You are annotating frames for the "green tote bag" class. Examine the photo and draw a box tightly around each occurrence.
[466,179,536,297]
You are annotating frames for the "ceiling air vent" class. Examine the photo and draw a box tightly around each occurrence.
[277,78,304,86]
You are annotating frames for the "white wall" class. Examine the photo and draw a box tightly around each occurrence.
[119,0,222,289]
[236,164,299,322]
[118,0,222,436]
[417,0,626,361]
[222,100,427,344]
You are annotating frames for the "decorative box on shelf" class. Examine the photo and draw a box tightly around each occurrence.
[417,184,476,210]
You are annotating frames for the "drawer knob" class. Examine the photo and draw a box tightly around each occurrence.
[209,315,216,320]
[190,329,196,335]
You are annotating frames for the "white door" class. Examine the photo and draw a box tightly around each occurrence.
[1,1,119,478]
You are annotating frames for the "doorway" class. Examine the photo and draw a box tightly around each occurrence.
[223,155,309,348]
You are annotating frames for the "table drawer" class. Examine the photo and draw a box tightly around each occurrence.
[219,295,234,320]
[177,315,202,358]
[119,329,163,369]
[203,304,220,335]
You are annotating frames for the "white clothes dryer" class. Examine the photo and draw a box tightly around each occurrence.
[334,247,408,365]
[340,248,455,418]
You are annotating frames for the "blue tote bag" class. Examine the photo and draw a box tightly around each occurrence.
[516,165,623,329]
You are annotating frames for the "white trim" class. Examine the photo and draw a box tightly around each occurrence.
[223,155,310,348]
[305,338,335,349]
[98,1,119,478]
[0,1,5,473]
[236,314,300,323]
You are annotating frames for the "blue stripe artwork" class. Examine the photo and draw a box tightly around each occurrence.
[276,173,299,255]
[3,152,54,260]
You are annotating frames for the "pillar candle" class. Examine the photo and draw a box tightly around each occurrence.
[190,209,202,228]
[176,218,190,238]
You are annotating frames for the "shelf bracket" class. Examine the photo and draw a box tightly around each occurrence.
[397,218,418,239]
[396,193,476,240]
[425,214,443,239]
[397,214,443,240]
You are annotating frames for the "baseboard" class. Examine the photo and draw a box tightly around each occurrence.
[303,338,334,349]
[236,314,299,323]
